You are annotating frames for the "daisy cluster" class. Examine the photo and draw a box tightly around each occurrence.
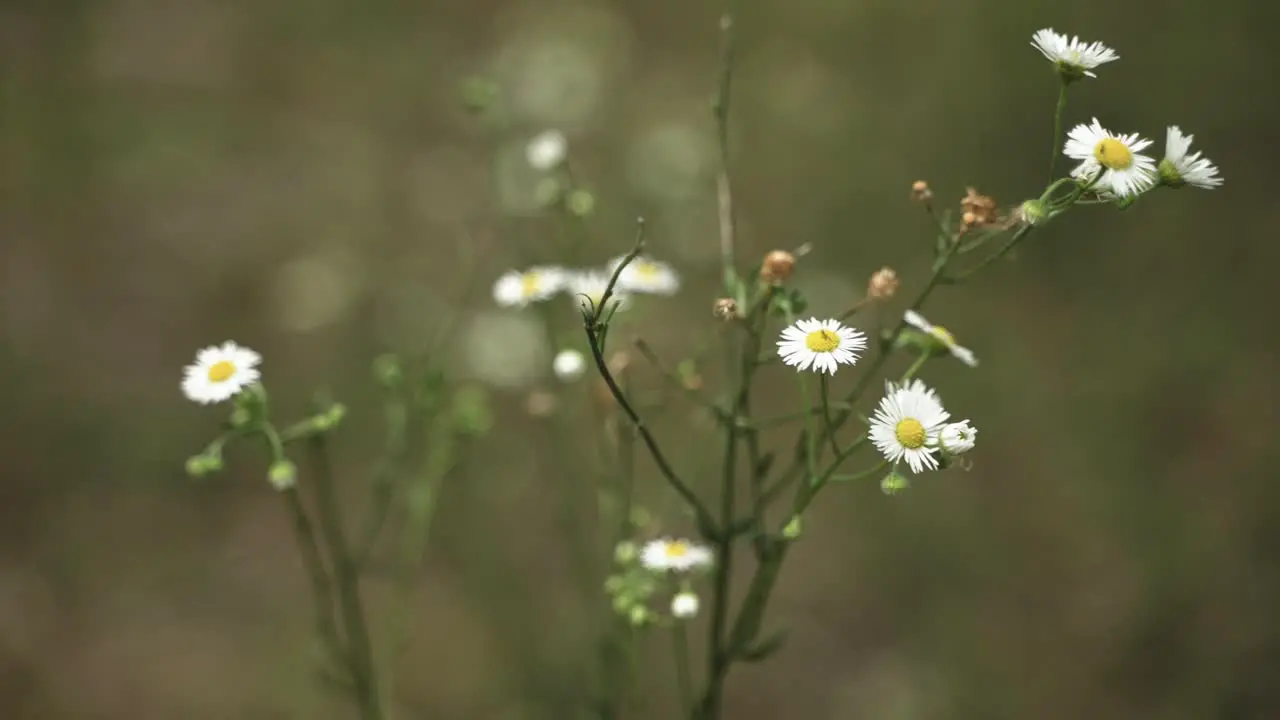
[605,537,713,625]
[1031,29,1223,198]
[777,311,979,476]
[491,254,681,313]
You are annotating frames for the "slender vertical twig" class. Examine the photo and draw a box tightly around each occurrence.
[307,435,383,720]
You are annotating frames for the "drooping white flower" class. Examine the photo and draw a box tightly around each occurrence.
[553,349,587,381]
[492,266,568,308]
[569,270,630,315]
[671,591,700,619]
[608,255,681,295]
[903,310,978,367]
[1159,126,1223,189]
[641,538,714,573]
[1063,118,1158,198]
[937,420,977,455]
[182,341,261,404]
[868,380,951,474]
[776,317,867,375]
[526,130,567,170]
[1030,28,1119,79]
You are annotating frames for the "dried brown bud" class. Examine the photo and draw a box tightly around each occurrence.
[959,187,1000,231]
[760,250,796,283]
[911,180,933,203]
[713,297,738,320]
[866,266,899,301]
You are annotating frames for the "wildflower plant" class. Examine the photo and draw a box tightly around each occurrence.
[177,16,1223,720]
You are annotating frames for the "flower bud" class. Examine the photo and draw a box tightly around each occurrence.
[880,471,909,496]
[268,460,297,491]
[866,267,899,301]
[713,297,738,320]
[759,250,796,284]
[671,591,700,619]
[911,180,933,202]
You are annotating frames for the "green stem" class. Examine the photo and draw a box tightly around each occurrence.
[307,435,383,720]
[280,486,344,673]
[818,374,841,457]
[1049,82,1068,180]
[674,622,695,716]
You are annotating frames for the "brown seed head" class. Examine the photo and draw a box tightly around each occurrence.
[760,250,796,283]
[713,297,738,320]
[866,266,899,301]
[959,187,1000,231]
[911,180,934,203]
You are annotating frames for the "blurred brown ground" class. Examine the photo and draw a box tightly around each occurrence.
[2,0,1279,718]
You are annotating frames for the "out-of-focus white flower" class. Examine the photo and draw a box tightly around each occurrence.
[869,380,951,474]
[904,310,978,367]
[777,317,867,375]
[526,130,567,170]
[182,341,261,404]
[492,266,568,308]
[1159,126,1223,189]
[641,538,713,573]
[553,349,587,381]
[569,270,630,315]
[1030,28,1118,79]
[1064,118,1157,198]
[608,255,681,295]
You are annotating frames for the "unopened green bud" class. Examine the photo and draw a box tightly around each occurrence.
[1017,199,1050,227]
[880,471,909,496]
[313,403,347,432]
[1158,157,1184,188]
[185,453,223,478]
[627,605,651,627]
[268,460,297,491]
[613,541,639,566]
[781,515,803,540]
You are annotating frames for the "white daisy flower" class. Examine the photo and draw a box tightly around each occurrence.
[869,380,951,474]
[671,591,700,619]
[904,310,978,367]
[182,341,261,405]
[776,317,867,375]
[937,420,977,455]
[1159,126,1223,189]
[641,538,714,573]
[1030,28,1119,79]
[526,130,567,170]
[608,255,681,296]
[492,266,568,308]
[552,349,587,381]
[1063,118,1158,198]
[569,270,630,315]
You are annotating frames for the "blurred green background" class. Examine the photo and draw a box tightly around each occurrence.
[3,0,1278,718]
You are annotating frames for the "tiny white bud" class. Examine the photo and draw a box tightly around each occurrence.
[671,591,699,619]
[526,130,567,170]
[553,349,587,381]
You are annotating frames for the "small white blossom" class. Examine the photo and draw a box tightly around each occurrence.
[869,380,951,474]
[608,255,681,295]
[553,349,587,381]
[641,538,713,573]
[1030,28,1118,79]
[776,318,867,375]
[904,310,978,367]
[526,130,567,170]
[492,266,568,308]
[1064,118,1158,198]
[182,341,261,404]
[1159,126,1223,189]
[937,420,977,455]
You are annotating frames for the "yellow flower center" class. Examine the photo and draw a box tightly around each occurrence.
[634,262,660,278]
[804,329,840,353]
[929,326,956,347]
[894,418,925,449]
[1093,138,1133,170]
[664,541,689,558]
[520,273,542,296]
[207,360,236,383]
